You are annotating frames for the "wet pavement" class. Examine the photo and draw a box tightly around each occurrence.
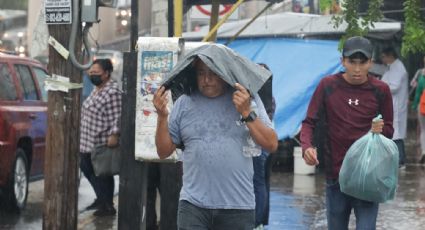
[267,163,425,230]
[2,164,425,229]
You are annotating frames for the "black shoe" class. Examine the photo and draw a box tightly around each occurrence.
[85,199,101,210]
[93,204,116,217]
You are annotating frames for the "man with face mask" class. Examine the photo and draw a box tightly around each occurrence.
[80,58,122,216]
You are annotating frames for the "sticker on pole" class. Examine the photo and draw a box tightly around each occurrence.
[44,0,72,24]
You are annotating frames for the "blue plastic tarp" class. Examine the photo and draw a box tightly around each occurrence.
[223,38,343,139]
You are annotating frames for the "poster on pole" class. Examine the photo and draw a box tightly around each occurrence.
[135,37,184,162]
[44,0,72,24]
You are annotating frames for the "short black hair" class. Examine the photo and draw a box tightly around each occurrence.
[381,47,398,59]
[93,58,114,74]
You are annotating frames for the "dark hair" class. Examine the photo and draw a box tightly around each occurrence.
[93,58,114,76]
[257,62,274,119]
[381,47,398,59]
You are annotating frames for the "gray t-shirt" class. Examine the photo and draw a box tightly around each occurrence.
[169,89,271,209]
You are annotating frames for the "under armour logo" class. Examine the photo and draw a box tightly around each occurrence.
[348,99,359,105]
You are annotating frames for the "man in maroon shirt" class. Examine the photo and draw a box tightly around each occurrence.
[301,36,394,229]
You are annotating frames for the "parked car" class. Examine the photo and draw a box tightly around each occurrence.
[0,52,48,212]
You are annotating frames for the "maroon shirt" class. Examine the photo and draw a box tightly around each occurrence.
[301,73,394,179]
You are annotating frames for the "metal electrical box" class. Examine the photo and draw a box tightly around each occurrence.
[81,0,98,22]
[81,0,118,23]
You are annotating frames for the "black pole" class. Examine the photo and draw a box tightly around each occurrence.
[118,0,147,229]
[168,0,174,37]
[130,0,138,51]
[309,0,315,14]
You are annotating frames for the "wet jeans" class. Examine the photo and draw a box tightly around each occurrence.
[326,179,379,230]
[253,151,268,226]
[80,153,114,205]
[177,200,255,230]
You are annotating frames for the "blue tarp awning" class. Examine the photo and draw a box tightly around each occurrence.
[223,38,343,139]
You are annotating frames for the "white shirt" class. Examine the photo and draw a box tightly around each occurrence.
[381,59,408,140]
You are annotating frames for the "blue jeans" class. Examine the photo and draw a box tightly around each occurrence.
[253,151,268,226]
[394,139,405,166]
[326,179,379,230]
[177,200,255,230]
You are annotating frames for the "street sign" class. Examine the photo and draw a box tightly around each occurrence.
[44,0,72,24]
[196,4,232,16]
[191,4,238,20]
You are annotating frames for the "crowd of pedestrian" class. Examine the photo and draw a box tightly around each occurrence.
[77,37,425,230]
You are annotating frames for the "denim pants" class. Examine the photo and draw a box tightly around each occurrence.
[394,139,405,166]
[253,151,268,226]
[177,200,255,230]
[80,153,114,205]
[326,179,379,230]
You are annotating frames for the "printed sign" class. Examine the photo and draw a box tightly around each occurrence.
[44,0,72,24]
[135,37,183,162]
[139,51,173,115]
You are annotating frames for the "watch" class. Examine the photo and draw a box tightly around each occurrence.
[240,111,257,123]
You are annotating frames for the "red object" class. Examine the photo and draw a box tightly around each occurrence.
[420,90,425,115]
[143,109,151,116]
[0,52,48,210]
[195,4,233,16]
[300,73,394,179]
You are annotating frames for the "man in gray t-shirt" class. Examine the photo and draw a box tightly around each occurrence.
[153,59,278,230]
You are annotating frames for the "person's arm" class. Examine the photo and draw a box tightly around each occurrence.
[300,79,326,165]
[410,69,422,88]
[105,90,122,147]
[412,76,425,111]
[380,85,394,139]
[153,87,176,159]
[233,83,278,153]
[383,61,407,94]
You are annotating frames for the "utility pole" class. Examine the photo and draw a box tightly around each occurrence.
[43,0,81,229]
[118,0,147,229]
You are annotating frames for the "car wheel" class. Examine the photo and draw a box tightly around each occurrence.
[5,149,29,212]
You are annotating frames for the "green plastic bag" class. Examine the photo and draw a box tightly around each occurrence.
[339,117,399,203]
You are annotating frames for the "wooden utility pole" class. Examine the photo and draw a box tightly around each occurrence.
[43,2,81,230]
[208,0,220,42]
[118,0,147,229]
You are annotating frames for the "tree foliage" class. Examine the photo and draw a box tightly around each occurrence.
[401,0,425,56]
[331,0,425,56]
[331,0,384,50]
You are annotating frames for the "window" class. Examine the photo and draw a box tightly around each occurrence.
[33,67,48,102]
[15,64,38,100]
[0,62,17,100]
